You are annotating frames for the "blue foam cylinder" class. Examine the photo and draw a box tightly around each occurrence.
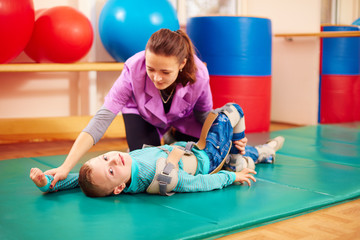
[322,25,360,75]
[187,16,272,76]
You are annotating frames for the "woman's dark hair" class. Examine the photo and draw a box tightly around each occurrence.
[146,28,197,86]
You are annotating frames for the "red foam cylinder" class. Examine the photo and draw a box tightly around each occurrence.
[320,75,359,123]
[355,76,360,121]
[210,75,271,132]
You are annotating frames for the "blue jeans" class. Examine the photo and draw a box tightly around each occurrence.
[204,104,259,173]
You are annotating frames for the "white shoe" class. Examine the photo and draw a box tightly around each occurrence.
[267,136,285,152]
[255,136,285,164]
[226,154,255,172]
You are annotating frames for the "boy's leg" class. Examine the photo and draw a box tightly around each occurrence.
[225,154,255,172]
[214,103,246,141]
[215,103,252,172]
[225,136,285,172]
[255,136,285,163]
[204,103,246,173]
[206,102,285,172]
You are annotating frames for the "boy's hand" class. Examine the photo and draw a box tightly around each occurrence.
[233,137,248,155]
[30,168,48,188]
[234,168,257,186]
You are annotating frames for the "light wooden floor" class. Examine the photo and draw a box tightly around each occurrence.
[1,122,359,239]
[218,199,360,240]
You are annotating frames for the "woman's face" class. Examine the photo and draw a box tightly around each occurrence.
[145,50,186,90]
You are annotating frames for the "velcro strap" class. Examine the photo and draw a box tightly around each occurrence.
[162,162,175,175]
[146,158,178,195]
[158,162,176,196]
[157,171,175,196]
[185,142,195,154]
[157,172,172,184]
[159,182,175,196]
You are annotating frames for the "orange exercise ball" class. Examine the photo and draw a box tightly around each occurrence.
[0,0,35,63]
[25,6,93,63]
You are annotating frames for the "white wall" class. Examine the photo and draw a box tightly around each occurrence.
[337,0,360,24]
[244,0,322,125]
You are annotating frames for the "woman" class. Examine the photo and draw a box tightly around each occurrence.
[45,28,213,188]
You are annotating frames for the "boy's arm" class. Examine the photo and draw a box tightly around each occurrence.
[44,108,116,188]
[44,132,94,188]
[173,170,231,192]
[234,168,257,186]
[41,173,79,193]
[30,168,79,193]
[174,168,257,193]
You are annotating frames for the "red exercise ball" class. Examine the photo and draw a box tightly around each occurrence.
[25,6,93,63]
[0,0,35,63]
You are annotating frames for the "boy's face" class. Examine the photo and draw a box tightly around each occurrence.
[87,151,132,195]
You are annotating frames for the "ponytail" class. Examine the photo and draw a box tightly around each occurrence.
[146,28,197,86]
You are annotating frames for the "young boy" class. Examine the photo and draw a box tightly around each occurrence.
[30,103,284,197]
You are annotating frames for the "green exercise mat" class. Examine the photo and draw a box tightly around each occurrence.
[0,124,359,240]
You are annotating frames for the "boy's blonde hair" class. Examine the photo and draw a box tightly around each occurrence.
[79,163,112,197]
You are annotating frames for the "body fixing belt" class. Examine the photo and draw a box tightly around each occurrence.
[147,103,245,196]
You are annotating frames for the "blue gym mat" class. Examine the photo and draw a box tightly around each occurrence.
[0,124,359,240]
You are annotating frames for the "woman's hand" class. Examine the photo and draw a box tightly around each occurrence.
[234,168,257,186]
[44,166,69,189]
[233,137,248,155]
[43,132,95,188]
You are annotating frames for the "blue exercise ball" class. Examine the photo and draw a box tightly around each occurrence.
[99,0,179,62]
[352,18,360,26]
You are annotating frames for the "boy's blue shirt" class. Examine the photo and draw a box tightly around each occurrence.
[124,144,235,194]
